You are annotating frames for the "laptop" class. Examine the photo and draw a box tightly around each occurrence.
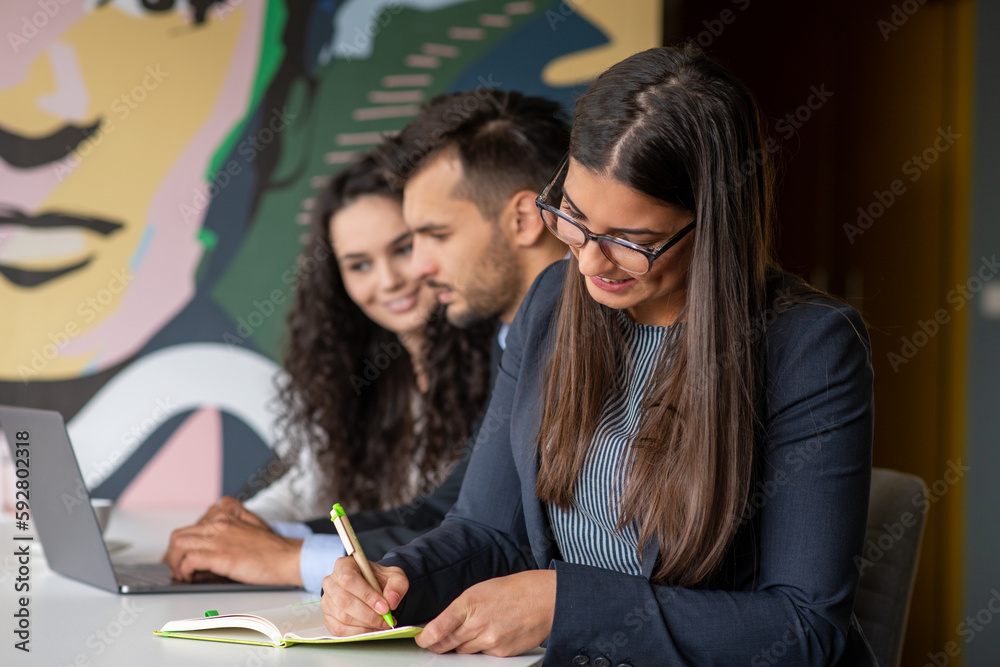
[0,405,298,594]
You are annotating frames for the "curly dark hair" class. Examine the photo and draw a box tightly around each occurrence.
[272,152,495,511]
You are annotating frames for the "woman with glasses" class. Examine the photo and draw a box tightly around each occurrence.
[321,46,876,666]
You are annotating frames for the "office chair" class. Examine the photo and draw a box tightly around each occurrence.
[853,467,929,667]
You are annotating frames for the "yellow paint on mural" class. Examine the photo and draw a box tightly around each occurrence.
[0,5,253,379]
[542,0,662,86]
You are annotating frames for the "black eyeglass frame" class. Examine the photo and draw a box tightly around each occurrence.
[535,156,697,276]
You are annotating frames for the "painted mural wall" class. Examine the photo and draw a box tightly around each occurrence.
[0,0,660,510]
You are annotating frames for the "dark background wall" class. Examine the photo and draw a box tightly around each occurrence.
[671,0,979,664]
[964,2,1000,665]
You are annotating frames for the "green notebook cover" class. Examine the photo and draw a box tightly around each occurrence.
[154,601,420,648]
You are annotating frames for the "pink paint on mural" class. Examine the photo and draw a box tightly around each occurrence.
[0,4,87,89]
[60,1,268,369]
[116,407,223,509]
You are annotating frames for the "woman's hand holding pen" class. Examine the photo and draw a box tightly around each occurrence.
[322,559,555,656]
[321,557,409,635]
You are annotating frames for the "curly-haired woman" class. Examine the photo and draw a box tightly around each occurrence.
[165,152,495,592]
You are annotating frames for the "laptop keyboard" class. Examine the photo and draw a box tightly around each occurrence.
[113,563,174,589]
[114,562,242,590]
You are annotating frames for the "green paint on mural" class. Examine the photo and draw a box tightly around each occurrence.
[207,0,289,181]
[198,228,220,250]
[212,0,545,359]
[194,228,219,286]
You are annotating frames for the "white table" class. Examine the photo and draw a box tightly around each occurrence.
[0,508,544,666]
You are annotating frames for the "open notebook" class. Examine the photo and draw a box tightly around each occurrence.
[154,600,420,647]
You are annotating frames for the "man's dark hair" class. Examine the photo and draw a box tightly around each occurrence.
[379,89,570,219]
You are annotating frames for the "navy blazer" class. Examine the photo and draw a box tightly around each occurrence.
[381,261,878,667]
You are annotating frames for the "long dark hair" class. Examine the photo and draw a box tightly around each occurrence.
[274,153,494,510]
[536,45,780,586]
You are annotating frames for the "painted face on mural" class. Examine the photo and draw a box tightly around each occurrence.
[0,0,268,380]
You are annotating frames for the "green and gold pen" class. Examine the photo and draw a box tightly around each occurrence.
[330,503,395,629]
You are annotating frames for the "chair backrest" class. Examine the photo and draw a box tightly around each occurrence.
[854,467,929,667]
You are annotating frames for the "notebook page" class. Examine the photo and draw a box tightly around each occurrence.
[284,624,421,642]
[157,627,285,646]
[242,601,326,636]
[157,614,282,644]
[157,601,419,643]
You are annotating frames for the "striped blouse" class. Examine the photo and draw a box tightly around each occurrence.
[546,311,671,576]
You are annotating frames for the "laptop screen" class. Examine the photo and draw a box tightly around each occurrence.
[0,406,119,592]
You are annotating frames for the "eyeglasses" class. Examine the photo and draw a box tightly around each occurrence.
[535,156,696,275]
